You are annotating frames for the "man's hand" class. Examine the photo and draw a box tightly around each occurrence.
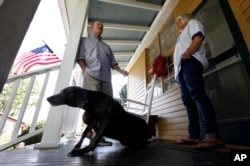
[113,64,129,76]
[77,59,86,72]
[182,33,204,59]
[182,53,190,59]
[121,70,129,76]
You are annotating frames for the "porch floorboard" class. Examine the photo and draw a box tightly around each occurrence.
[0,137,232,166]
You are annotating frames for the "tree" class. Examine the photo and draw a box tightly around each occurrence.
[119,84,127,99]
[114,84,127,104]
[0,78,40,117]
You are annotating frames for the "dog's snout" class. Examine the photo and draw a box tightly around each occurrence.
[47,95,56,105]
[47,94,64,106]
[47,96,53,103]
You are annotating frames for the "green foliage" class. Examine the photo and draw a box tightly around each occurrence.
[0,83,12,112]
[0,78,40,117]
[17,120,46,146]
[21,120,46,135]
[115,84,127,104]
[119,84,127,99]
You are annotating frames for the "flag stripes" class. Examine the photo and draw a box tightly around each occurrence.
[13,45,61,75]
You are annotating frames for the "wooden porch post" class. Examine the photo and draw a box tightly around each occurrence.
[35,0,89,148]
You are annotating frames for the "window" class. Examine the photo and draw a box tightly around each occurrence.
[147,15,177,97]
[148,38,163,97]
[148,38,160,72]
[194,0,235,61]
[163,55,176,92]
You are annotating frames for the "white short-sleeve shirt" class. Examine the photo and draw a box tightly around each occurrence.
[173,19,209,83]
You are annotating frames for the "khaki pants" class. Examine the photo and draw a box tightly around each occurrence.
[83,71,113,97]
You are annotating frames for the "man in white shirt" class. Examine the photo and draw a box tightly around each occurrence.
[173,13,224,150]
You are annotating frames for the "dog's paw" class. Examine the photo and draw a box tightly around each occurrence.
[74,144,81,149]
[68,149,82,157]
[68,148,92,157]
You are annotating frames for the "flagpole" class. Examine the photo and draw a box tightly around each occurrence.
[42,40,54,53]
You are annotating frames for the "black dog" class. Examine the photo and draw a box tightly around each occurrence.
[47,86,153,156]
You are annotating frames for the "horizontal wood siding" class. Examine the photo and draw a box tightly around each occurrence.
[127,50,146,111]
[172,0,202,16]
[151,87,188,140]
[228,0,250,51]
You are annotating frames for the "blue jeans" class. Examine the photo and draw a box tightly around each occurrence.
[179,56,219,139]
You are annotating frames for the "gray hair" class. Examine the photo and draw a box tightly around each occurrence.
[176,13,194,25]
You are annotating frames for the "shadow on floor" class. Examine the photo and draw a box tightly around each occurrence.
[0,138,235,166]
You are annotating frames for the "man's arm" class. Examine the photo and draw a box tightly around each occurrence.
[77,59,86,72]
[182,33,204,59]
[113,64,129,76]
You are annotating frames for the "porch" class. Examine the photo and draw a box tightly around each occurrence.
[1,0,250,164]
[0,137,231,166]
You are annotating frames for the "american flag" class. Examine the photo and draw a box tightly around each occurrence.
[13,45,61,75]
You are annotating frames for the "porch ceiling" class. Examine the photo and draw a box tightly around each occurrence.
[59,0,178,72]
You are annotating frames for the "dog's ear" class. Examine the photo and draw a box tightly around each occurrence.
[76,88,88,108]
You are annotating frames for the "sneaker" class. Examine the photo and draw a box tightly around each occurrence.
[97,138,113,146]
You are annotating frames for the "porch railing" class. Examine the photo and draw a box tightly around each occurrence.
[0,64,60,151]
